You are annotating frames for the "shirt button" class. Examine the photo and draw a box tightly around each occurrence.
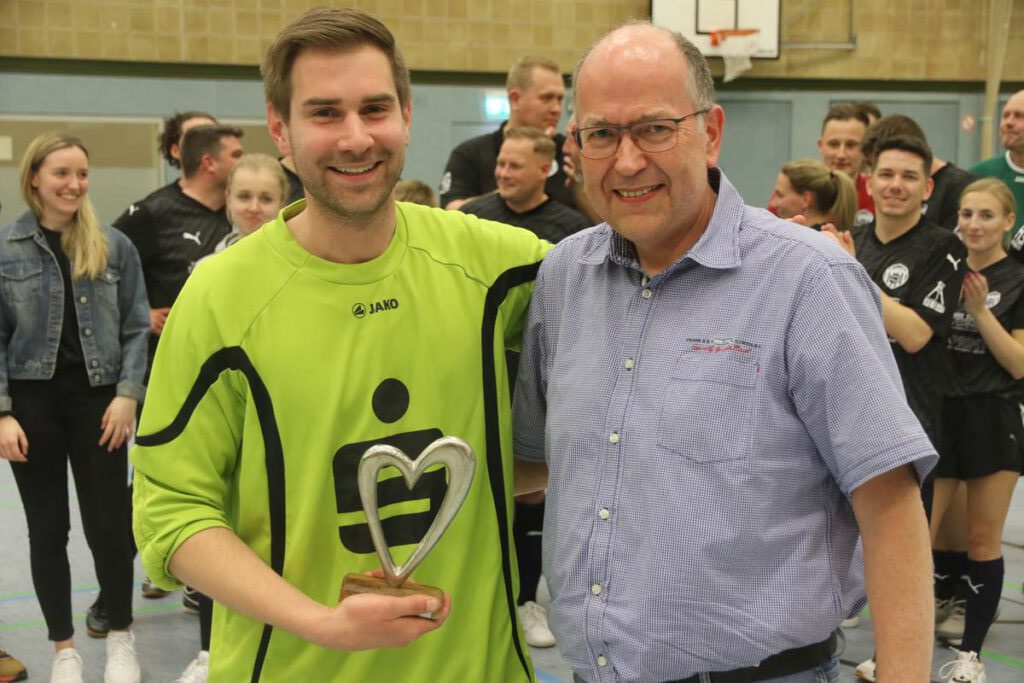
[591,583,602,595]
[79,296,87,304]
[624,358,634,370]
[90,360,99,368]
[641,288,652,299]
[83,328,92,336]
[599,508,610,520]
[609,432,619,444]
[93,374,101,382]
[597,655,608,667]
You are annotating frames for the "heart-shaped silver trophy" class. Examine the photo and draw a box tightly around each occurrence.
[357,435,476,587]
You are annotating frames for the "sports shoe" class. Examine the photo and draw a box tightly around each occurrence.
[854,657,876,682]
[87,597,111,638]
[936,599,965,645]
[840,615,860,628]
[104,631,141,683]
[518,600,556,648]
[936,596,957,624]
[175,651,209,683]
[182,586,201,614]
[938,649,987,682]
[50,648,83,683]
[141,576,170,599]
[0,648,27,682]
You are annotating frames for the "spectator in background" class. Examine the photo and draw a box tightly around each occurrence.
[768,158,857,230]
[971,90,1024,262]
[861,113,977,230]
[460,126,590,243]
[158,111,218,169]
[818,103,874,226]
[931,179,1022,683]
[277,154,305,205]
[439,56,576,210]
[394,179,437,207]
[1,131,149,683]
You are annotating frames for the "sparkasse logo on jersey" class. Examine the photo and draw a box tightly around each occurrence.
[352,298,400,319]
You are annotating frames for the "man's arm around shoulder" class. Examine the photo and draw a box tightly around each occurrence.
[851,465,933,681]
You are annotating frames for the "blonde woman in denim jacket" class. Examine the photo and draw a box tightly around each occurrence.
[0,132,149,683]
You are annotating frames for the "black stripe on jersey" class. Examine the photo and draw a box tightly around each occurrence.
[480,261,542,682]
[136,346,284,683]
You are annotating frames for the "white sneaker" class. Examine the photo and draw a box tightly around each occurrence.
[939,649,987,682]
[50,648,83,683]
[104,631,141,683]
[936,600,966,645]
[854,657,876,682]
[518,600,556,648]
[936,596,957,624]
[175,651,209,683]
[840,615,860,628]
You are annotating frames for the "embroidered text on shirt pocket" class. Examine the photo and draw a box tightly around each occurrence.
[657,348,759,463]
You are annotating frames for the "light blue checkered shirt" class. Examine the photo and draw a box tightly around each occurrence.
[513,169,937,683]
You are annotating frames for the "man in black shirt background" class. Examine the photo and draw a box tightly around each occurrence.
[460,127,590,242]
[114,125,244,343]
[827,134,966,682]
[439,56,577,211]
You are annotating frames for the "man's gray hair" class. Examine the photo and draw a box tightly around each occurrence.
[572,21,716,114]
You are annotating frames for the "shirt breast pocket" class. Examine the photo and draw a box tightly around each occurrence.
[0,262,43,304]
[657,350,760,464]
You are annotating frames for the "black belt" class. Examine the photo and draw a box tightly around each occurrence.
[673,632,838,683]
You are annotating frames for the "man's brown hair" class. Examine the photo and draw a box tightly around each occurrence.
[261,7,411,121]
[821,103,870,133]
[503,126,557,160]
[506,56,561,92]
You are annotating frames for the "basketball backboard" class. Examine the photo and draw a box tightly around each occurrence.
[652,0,781,60]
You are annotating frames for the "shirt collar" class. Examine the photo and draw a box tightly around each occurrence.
[590,168,744,274]
[9,210,42,240]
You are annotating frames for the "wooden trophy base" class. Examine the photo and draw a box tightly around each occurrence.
[340,573,445,620]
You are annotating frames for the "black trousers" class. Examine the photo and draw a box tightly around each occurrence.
[9,370,134,641]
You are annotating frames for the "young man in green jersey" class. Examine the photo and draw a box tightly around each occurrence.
[131,7,548,681]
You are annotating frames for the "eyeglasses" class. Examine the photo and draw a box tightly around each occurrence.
[572,109,710,160]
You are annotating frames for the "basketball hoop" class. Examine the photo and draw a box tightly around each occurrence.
[712,29,760,83]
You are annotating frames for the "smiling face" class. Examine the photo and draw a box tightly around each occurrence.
[575,26,722,271]
[868,149,933,223]
[227,166,286,235]
[495,137,550,208]
[268,45,410,225]
[958,190,1015,258]
[31,145,90,229]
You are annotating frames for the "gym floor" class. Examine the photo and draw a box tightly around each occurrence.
[2,464,1022,682]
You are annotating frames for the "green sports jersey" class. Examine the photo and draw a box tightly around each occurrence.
[970,152,1024,252]
[132,200,550,682]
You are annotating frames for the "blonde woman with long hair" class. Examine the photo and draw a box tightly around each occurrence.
[0,132,149,683]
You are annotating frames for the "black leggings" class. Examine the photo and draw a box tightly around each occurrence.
[8,371,134,641]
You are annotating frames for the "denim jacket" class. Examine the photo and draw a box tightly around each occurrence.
[0,210,150,410]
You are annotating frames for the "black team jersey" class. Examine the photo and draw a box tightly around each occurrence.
[852,217,967,441]
[923,163,978,230]
[439,121,576,210]
[460,193,591,243]
[281,162,305,204]
[948,256,1024,399]
[113,181,230,310]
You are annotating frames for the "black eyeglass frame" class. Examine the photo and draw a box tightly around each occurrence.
[571,108,711,160]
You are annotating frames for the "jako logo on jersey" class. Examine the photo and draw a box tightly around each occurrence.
[353,299,400,319]
[923,281,946,314]
[882,263,910,289]
[986,291,1002,308]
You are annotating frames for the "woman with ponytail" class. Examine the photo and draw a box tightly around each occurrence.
[769,158,857,231]
[0,132,149,683]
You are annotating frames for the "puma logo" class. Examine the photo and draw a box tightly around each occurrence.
[182,231,202,246]
[946,254,962,270]
[128,204,141,216]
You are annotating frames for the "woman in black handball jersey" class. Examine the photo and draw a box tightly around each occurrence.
[932,178,1023,683]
